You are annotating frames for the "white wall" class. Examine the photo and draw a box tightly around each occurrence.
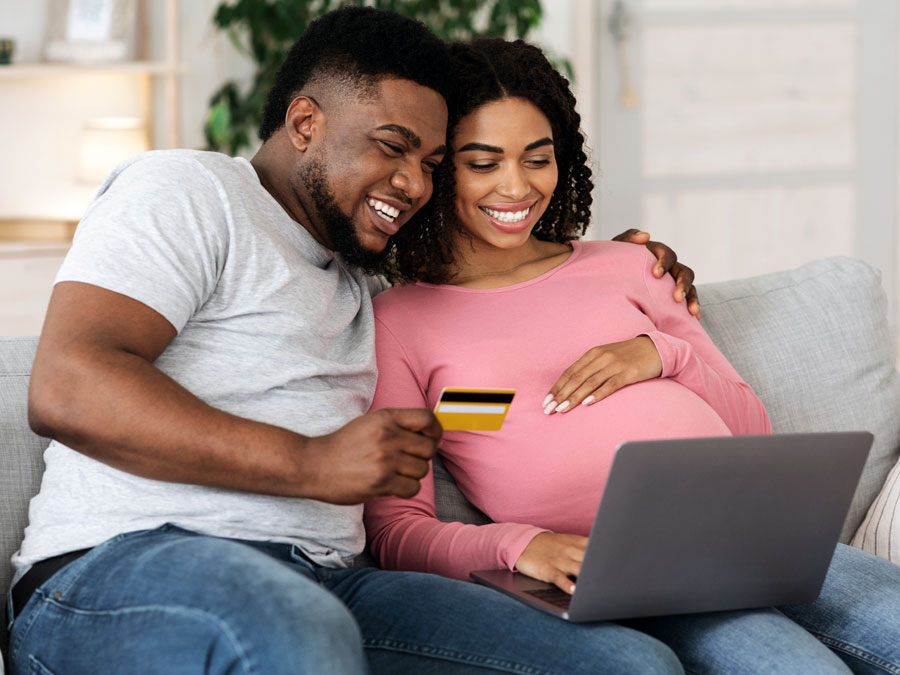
[558,0,900,345]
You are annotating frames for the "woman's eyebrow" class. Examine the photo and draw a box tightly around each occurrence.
[457,138,553,154]
[524,137,553,151]
[457,143,503,155]
[457,141,503,153]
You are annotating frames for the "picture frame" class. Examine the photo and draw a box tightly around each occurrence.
[43,0,138,63]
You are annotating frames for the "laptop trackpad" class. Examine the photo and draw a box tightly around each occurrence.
[471,569,572,619]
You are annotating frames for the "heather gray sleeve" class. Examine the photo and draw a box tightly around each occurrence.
[55,152,229,332]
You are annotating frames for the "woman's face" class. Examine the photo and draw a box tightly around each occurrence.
[452,97,558,250]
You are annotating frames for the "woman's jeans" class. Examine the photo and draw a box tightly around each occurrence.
[7,525,900,675]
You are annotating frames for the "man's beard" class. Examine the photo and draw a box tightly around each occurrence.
[300,157,391,275]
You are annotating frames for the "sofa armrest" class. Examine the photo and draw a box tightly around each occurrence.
[0,337,50,655]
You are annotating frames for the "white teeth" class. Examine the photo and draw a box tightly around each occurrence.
[482,206,531,223]
[367,198,399,223]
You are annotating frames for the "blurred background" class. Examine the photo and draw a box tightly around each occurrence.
[0,0,897,353]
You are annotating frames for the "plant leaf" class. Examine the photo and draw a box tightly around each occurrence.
[206,102,232,149]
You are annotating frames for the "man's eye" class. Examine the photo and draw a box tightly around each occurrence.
[378,140,403,155]
[422,161,439,174]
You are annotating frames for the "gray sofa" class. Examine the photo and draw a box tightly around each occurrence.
[3,255,900,665]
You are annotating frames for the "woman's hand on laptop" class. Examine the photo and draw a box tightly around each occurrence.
[542,337,663,415]
[515,532,588,595]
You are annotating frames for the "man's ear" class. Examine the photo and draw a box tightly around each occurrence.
[284,96,319,152]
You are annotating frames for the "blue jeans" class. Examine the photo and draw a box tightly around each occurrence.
[7,529,899,675]
[779,543,900,674]
[7,524,679,674]
[626,544,900,674]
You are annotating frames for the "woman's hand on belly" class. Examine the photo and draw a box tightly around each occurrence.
[542,336,662,415]
[514,532,589,595]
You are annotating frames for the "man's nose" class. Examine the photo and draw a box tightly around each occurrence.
[390,163,426,201]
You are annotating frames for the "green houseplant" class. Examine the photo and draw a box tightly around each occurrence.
[205,0,545,156]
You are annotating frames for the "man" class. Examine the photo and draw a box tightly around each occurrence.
[8,8,694,674]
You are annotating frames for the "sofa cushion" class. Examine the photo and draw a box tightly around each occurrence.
[433,455,492,525]
[697,256,900,544]
[852,459,900,561]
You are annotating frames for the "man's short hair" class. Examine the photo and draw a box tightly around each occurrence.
[259,6,453,141]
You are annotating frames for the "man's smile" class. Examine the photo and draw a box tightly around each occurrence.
[367,197,401,224]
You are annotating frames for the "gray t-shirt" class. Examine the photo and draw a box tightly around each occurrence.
[14,149,385,573]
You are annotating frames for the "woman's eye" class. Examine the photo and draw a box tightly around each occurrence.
[527,159,551,167]
[468,163,496,172]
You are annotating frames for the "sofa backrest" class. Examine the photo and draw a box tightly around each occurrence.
[697,256,900,543]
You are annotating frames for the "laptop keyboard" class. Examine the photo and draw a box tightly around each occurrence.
[524,587,572,609]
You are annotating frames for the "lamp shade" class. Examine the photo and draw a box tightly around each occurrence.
[76,117,149,183]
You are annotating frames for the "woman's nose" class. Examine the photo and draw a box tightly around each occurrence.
[496,167,529,199]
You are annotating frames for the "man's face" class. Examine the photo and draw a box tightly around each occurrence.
[298,78,448,271]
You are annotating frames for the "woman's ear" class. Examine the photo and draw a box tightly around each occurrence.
[284,96,319,152]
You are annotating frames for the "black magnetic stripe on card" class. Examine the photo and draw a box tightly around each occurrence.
[440,392,515,404]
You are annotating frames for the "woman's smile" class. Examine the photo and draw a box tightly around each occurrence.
[478,199,539,232]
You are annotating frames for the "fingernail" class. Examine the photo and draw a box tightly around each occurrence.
[581,395,594,406]
[543,401,556,415]
[569,584,576,593]
[542,394,554,407]
[554,401,570,413]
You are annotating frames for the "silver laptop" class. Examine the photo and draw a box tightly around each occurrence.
[471,432,873,622]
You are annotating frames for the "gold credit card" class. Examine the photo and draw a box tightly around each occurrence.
[433,387,516,431]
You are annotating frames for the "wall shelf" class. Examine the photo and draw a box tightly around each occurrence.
[0,61,181,78]
[0,219,78,242]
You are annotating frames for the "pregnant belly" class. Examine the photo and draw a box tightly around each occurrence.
[442,378,731,535]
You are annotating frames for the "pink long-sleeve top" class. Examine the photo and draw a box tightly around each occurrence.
[365,240,771,581]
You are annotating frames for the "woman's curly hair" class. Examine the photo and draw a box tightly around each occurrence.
[387,38,594,284]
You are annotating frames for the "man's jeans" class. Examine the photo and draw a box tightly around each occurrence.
[7,526,900,674]
[6,524,680,674]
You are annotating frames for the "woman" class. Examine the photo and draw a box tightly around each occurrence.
[365,38,900,674]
